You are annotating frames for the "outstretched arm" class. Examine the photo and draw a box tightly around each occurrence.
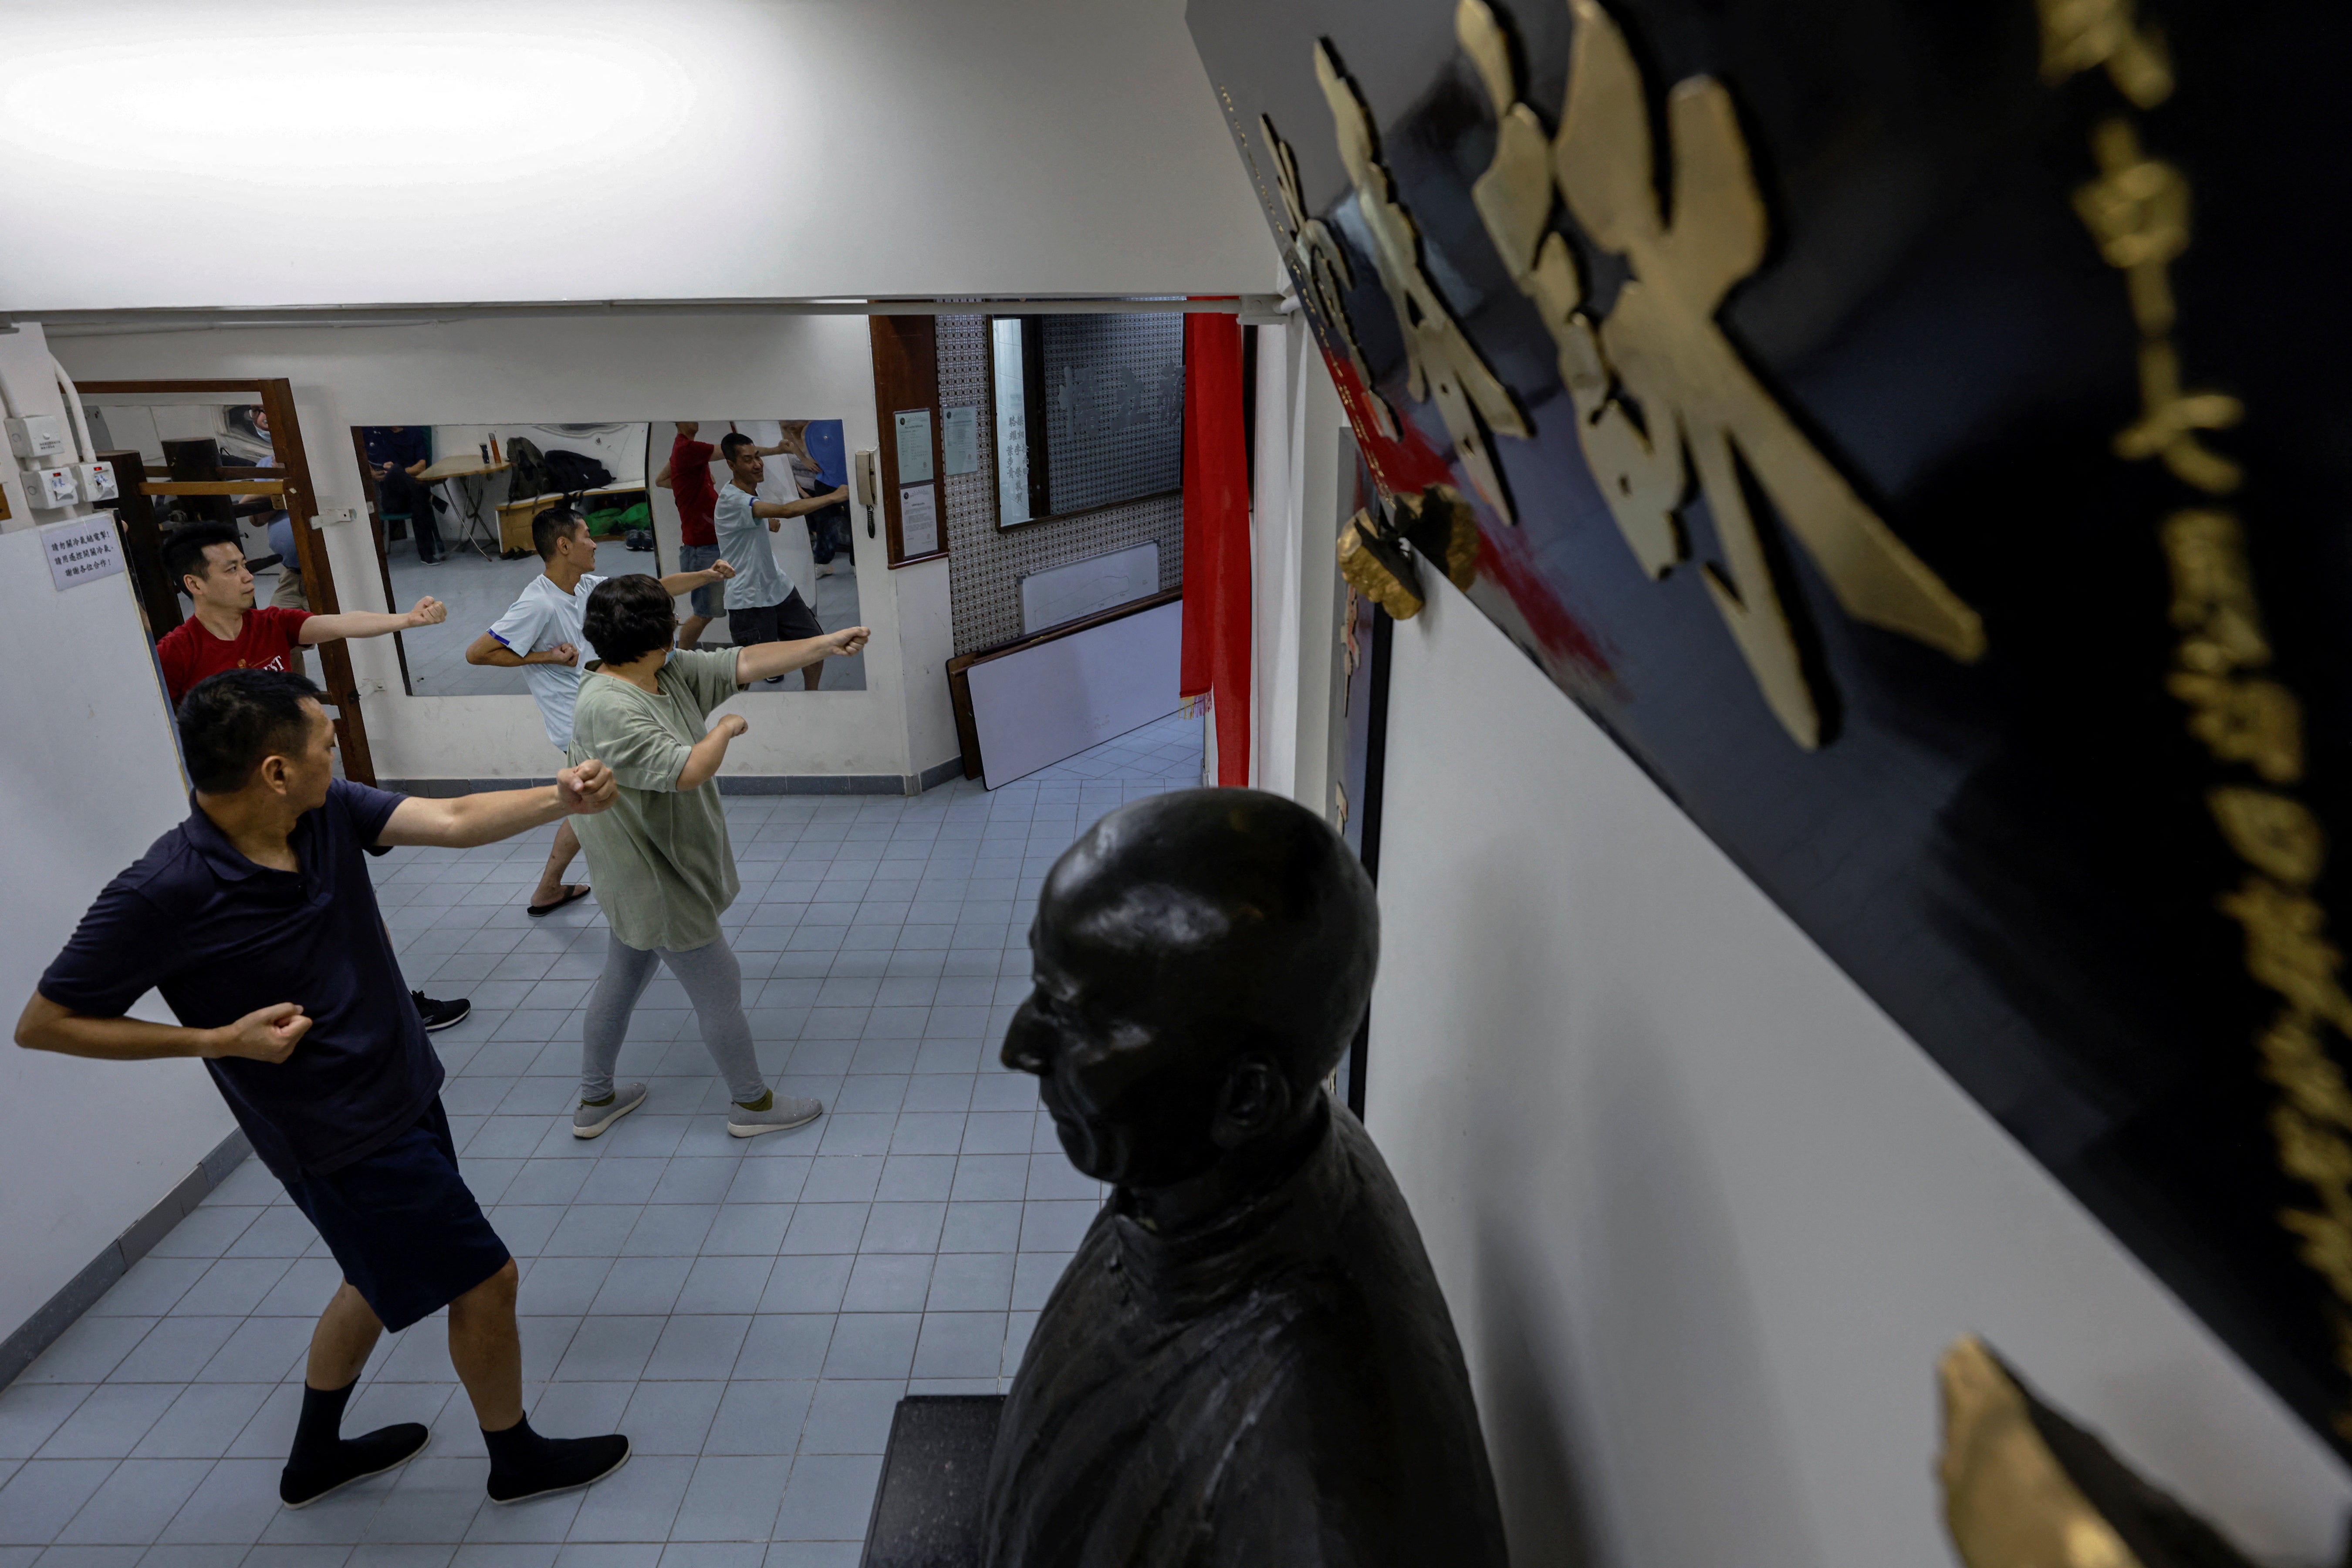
[376,761,618,848]
[750,487,848,520]
[735,626,869,686]
[657,559,734,597]
[302,597,446,645]
[16,992,311,1064]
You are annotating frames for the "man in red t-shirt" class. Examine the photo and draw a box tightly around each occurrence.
[656,422,789,651]
[156,521,448,707]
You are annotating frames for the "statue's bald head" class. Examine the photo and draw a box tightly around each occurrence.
[1005,789,1378,1189]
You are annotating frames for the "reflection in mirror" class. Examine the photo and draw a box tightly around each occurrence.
[649,420,862,692]
[86,397,396,685]
[370,419,865,701]
[988,313,1182,528]
[363,422,655,696]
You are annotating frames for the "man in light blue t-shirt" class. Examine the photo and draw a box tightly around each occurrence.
[713,432,848,689]
[466,505,732,913]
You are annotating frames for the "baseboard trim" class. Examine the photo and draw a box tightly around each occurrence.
[0,1127,253,1389]
[383,770,970,799]
[911,757,966,794]
[717,775,909,797]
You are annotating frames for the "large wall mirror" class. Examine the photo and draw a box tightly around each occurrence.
[990,313,1181,527]
[365,419,861,696]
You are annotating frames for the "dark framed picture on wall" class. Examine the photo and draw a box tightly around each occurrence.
[986,312,1181,528]
[870,315,950,568]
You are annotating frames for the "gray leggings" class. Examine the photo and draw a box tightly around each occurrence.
[581,932,767,1105]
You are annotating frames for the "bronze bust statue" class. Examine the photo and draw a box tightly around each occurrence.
[982,788,1508,1568]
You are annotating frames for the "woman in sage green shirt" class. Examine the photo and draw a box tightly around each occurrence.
[564,574,869,1139]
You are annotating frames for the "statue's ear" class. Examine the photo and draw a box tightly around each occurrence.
[1211,1057,1294,1149]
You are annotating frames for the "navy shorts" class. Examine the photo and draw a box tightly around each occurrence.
[727,588,822,650]
[280,1098,511,1332]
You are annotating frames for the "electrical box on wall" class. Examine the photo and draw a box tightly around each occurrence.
[23,464,77,510]
[6,414,65,461]
[75,461,116,503]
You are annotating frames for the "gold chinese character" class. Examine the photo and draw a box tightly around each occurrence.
[2117,339,2244,494]
[2210,788,2326,888]
[1259,115,1399,443]
[2166,672,2302,783]
[1316,40,1531,525]
[2036,0,2174,107]
[2277,1105,2352,1207]
[2281,1203,2352,1305]
[2221,877,2352,1035]
[2260,1011,2352,1134]
[2075,118,2186,335]
[1453,0,1984,749]
[2159,509,2271,672]
[1458,0,1682,578]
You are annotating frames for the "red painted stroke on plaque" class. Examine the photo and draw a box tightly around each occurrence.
[1320,345,1611,677]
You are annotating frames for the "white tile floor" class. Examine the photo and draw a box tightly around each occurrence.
[0,712,1204,1566]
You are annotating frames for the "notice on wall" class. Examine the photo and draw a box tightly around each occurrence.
[42,515,123,592]
[942,405,980,477]
[894,409,934,485]
[899,483,940,558]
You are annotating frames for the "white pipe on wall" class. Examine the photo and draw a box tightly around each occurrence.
[51,355,94,464]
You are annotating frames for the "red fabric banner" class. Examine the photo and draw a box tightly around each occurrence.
[1179,311,1252,787]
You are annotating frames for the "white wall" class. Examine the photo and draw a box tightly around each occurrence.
[1363,578,2352,1564]
[1247,320,1345,812]
[54,315,959,784]
[0,0,1271,309]
[0,328,237,1348]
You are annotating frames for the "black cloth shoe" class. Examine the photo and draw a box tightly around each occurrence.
[484,1416,632,1504]
[280,1421,429,1507]
[412,991,470,1032]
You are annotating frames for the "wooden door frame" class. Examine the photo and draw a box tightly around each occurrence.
[80,378,379,784]
[869,315,950,568]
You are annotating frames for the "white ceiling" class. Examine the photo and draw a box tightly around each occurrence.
[0,0,1279,308]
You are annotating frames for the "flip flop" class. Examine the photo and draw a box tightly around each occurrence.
[527,884,592,917]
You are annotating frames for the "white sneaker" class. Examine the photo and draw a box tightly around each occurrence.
[574,1083,647,1139]
[727,1094,823,1138]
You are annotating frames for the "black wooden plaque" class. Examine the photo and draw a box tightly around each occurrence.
[1186,0,2352,1458]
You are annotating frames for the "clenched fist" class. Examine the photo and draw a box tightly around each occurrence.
[557,759,619,814]
[206,1002,310,1064]
[406,597,447,627]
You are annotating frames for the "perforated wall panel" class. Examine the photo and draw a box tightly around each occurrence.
[939,314,1184,657]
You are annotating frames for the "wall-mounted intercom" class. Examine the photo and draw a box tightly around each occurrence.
[854,448,878,537]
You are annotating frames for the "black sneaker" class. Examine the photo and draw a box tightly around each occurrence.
[281,1422,429,1507]
[412,991,470,1032]
[487,1433,632,1504]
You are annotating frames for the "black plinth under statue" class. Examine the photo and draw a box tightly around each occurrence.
[858,788,1507,1568]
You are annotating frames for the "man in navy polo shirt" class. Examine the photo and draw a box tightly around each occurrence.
[16,670,631,1511]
